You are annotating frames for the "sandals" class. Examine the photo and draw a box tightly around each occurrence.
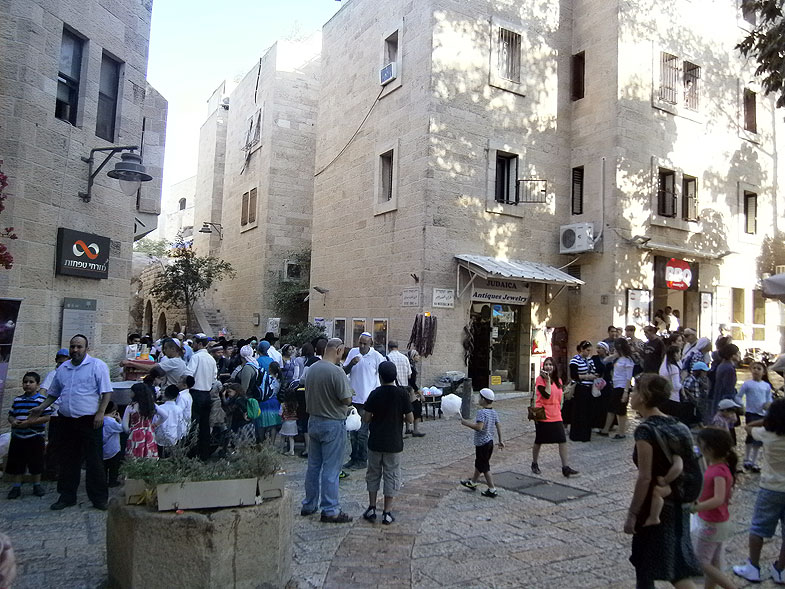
[363,506,377,522]
[381,511,395,525]
[320,511,353,523]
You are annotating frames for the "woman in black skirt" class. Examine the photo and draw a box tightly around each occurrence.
[569,341,598,442]
[531,357,579,477]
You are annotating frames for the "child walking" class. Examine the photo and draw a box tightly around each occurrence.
[690,427,738,589]
[362,361,413,525]
[736,361,773,472]
[122,382,159,459]
[734,398,785,583]
[279,386,299,456]
[102,402,124,487]
[5,372,52,498]
[460,388,504,497]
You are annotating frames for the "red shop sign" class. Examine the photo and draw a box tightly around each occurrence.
[665,258,692,290]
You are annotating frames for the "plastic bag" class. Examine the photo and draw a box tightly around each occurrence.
[440,393,462,417]
[591,378,606,398]
[345,407,362,431]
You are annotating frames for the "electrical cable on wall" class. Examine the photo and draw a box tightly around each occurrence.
[314,86,384,178]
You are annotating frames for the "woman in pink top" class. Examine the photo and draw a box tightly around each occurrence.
[531,357,579,478]
[690,427,737,589]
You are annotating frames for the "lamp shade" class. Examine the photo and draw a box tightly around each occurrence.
[107,151,152,185]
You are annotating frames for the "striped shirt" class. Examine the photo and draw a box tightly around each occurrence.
[570,355,593,384]
[9,392,53,439]
[474,408,499,446]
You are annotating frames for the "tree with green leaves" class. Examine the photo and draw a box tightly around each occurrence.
[133,237,171,258]
[737,0,785,108]
[149,234,235,333]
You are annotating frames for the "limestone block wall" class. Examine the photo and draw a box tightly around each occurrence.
[0,0,166,412]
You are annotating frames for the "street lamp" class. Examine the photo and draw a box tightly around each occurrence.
[198,222,223,240]
[78,146,152,202]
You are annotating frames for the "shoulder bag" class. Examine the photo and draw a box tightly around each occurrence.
[527,388,546,421]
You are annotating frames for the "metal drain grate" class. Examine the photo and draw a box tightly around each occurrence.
[493,471,593,504]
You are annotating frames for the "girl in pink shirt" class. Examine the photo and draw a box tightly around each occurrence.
[531,357,579,478]
[690,427,737,589]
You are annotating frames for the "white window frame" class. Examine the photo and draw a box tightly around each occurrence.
[333,318,347,344]
[649,156,702,232]
[352,318,366,347]
[737,180,761,244]
[651,46,704,123]
[489,17,526,97]
[374,138,399,215]
[379,22,403,98]
[486,138,527,218]
[738,79,760,144]
[243,106,264,155]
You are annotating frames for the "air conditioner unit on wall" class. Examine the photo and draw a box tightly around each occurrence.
[559,222,595,254]
[380,62,397,86]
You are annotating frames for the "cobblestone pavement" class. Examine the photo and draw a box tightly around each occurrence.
[0,393,780,588]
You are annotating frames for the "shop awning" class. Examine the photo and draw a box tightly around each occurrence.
[455,254,584,286]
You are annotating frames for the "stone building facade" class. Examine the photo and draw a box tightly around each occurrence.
[308,0,784,391]
[193,38,321,337]
[0,0,167,408]
[156,175,196,243]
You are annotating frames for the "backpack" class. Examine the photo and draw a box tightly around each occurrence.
[246,397,261,421]
[277,378,301,403]
[639,420,703,503]
[236,364,266,401]
[258,369,276,403]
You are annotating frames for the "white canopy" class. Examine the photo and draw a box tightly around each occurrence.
[455,254,584,286]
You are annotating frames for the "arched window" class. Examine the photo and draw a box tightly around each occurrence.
[179,198,186,211]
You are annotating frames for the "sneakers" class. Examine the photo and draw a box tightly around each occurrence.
[562,466,580,478]
[363,506,377,522]
[772,562,785,585]
[320,511,352,523]
[481,489,498,498]
[7,486,21,500]
[339,470,350,480]
[531,462,541,475]
[733,559,762,583]
[460,479,478,490]
[300,507,317,516]
[381,511,395,525]
[32,484,45,497]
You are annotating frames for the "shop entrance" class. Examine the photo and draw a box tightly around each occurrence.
[469,303,523,391]
[653,256,700,331]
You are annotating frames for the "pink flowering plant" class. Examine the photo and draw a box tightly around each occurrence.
[0,168,17,269]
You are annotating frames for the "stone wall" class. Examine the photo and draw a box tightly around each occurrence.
[0,0,166,411]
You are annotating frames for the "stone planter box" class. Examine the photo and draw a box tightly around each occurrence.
[107,488,293,589]
[125,476,284,511]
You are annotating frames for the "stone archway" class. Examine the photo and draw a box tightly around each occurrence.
[144,300,153,337]
[157,312,167,339]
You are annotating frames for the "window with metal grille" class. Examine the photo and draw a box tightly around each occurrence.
[657,168,676,217]
[683,62,701,111]
[517,178,547,203]
[744,190,757,234]
[682,175,698,221]
[56,28,83,125]
[659,52,680,104]
[571,166,584,214]
[241,191,249,226]
[571,52,585,101]
[495,152,519,204]
[96,53,121,141]
[497,28,521,83]
[566,265,581,280]
[380,150,394,202]
[248,187,257,224]
[744,89,757,133]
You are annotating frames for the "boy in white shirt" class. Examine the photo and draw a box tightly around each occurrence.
[176,375,194,441]
[155,385,183,457]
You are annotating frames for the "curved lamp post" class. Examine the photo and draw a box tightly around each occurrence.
[78,146,152,203]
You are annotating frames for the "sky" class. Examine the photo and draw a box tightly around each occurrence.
[146,0,341,199]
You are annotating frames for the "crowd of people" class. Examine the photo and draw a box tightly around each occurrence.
[4,317,785,588]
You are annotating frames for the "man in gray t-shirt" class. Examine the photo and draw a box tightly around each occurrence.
[301,338,354,523]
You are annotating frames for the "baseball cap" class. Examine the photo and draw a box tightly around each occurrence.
[56,348,70,357]
[479,388,495,402]
[717,399,740,410]
[691,361,709,372]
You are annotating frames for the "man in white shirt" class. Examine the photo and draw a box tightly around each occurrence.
[387,341,425,437]
[185,334,217,460]
[342,332,384,469]
[264,332,283,364]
